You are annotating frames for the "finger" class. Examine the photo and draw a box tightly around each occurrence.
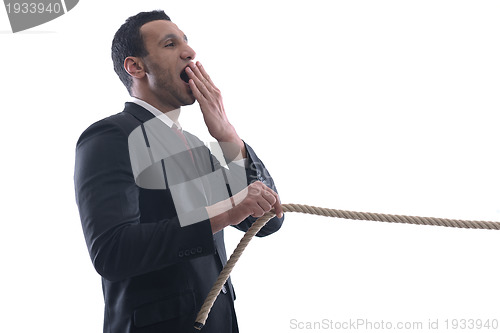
[261,188,277,205]
[249,204,265,218]
[189,63,213,93]
[273,197,284,218]
[196,62,217,88]
[188,76,206,102]
[248,184,261,197]
[256,197,272,213]
[263,187,283,218]
[186,67,211,99]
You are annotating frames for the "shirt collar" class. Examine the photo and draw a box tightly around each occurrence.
[129,97,182,130]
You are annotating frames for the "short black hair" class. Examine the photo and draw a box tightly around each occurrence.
[111,10,171,93]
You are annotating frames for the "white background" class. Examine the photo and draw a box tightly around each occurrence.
[1,1,500,332]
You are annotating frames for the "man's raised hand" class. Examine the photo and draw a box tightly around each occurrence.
[185,61,244,154]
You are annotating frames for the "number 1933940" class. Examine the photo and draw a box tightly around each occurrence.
[6,2,62,14]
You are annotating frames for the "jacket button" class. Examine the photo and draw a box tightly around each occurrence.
[184,250,191,257]
[190,248,196,255]
[221,285,227,294]
[178,251,184,258]
[197,246,202,253]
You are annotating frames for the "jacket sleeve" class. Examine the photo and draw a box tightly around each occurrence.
[74,119,215,282]
[230,141,285,237]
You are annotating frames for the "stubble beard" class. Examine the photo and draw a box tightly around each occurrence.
[148,61,195,108]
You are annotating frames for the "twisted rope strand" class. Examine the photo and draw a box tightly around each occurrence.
[194,203,500,329]
[282,204,500,230]
[193,211,275,331]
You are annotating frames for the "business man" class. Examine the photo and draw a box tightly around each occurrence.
[74,10,284,333]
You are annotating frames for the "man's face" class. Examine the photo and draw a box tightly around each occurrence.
[139,20,196,110]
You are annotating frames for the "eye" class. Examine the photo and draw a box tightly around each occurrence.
[165,42,175,47]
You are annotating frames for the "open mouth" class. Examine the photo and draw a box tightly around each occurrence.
[180,68,190,84]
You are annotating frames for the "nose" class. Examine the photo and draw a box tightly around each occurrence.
[181,44,196,61]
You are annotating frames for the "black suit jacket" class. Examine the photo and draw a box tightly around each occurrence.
[74,102,283,333]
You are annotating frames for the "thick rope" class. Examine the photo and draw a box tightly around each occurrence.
[194,203,500,329]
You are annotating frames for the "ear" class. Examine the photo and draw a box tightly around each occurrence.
[124,56,147,79]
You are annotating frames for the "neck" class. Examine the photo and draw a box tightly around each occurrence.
[131,85,179,110]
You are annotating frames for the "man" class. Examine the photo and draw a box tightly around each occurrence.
[74,10,284,333]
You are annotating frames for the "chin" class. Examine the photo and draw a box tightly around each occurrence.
[179,84,196,106]
[179,99,195,107]
[182,94,196,106]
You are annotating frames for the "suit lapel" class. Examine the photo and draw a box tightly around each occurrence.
[123,102,156,124]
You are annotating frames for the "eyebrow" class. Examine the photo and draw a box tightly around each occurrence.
[159,33,188,45]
